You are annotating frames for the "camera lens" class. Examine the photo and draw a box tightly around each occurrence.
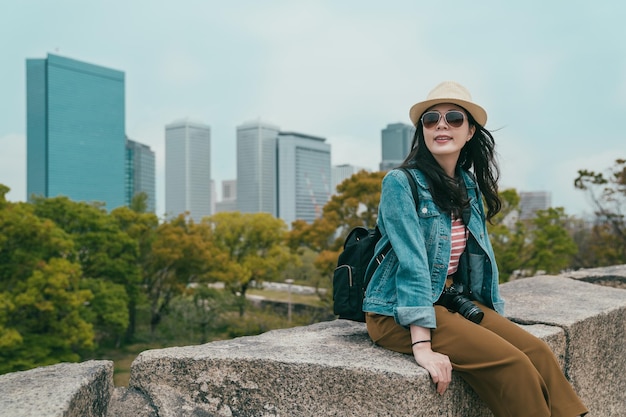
[454,296,484,324]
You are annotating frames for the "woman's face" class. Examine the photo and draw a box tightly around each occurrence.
[421,103,475,164]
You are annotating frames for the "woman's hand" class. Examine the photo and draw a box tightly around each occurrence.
[412,342,452,395]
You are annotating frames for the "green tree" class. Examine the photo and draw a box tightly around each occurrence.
[80,278,128,346]
[0,200,74,289]
[169,286,237,344]
[525,207,578,274]
[487,189,528,281]
[289,170,387,280]
[0,188,93,372]
[5,258,94,372]
[191,286,235,344]
[321,170,387,242]
[488,190,578,278]
[207,212,296,316]
[572,221,624,268]
[110,204,159,341]
[280,247,323,287]
[129,191,149,213]
[32,197,140,283]
[574,158,626,265]
[145,214,228,333]
[31,196,139,345]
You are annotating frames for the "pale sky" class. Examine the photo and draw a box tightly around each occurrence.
[1,0,624,217]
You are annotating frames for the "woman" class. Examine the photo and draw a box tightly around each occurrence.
[362,81,588,417]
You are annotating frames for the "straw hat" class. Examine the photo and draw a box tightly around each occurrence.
[409,81,487,127]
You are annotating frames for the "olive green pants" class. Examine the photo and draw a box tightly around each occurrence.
[366,303,588,417]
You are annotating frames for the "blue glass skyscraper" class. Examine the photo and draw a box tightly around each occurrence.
[126,138,156,213]
[26,53,126,209]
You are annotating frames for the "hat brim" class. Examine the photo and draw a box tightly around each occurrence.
[409,98,487,127]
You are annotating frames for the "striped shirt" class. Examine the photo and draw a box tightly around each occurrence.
[447,217,467,275]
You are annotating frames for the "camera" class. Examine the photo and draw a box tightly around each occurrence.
[436,283,484,324]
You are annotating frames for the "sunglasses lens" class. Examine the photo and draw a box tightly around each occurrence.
[445,111,465,128]
[421,112,440,129]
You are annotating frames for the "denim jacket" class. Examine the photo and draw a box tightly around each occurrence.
[362,168,505,329]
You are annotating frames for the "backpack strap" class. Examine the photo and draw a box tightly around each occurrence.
[399,167,420,210]
[372,167,420,265]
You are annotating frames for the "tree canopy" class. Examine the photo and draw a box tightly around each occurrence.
[288,170,386,279]
[207,211,296,315]
[143,214,228,331]
[574,158,626,265]
[31,196,140,345]
[0,191,93,372]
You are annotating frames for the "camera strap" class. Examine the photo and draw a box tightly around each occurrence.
[457,180,472,292]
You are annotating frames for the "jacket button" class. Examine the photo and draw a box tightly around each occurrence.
[421,207,427,214]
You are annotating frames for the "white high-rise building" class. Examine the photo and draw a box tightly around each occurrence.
[380,123,414,171]
[165,119,212,222]
[215,179,237,213]
[277,132,331,226]
[236,120,280,216]
[519,191,552,220]
[221,179,237,201]
[331,164,370,194]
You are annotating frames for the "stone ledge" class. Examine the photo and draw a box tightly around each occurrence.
[106,386,157,417]
[0,360,113,417]
[125,273,626,417]
[563,263,626,289]
[128,320,564,417]
[500,275,626,416]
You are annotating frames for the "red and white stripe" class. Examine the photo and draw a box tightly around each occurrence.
[447,217,467,275]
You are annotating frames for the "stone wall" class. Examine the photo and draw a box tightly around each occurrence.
[0,360,113,417]
[1,265,625,417]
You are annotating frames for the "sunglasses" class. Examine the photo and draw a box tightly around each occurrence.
[421,110,466,129]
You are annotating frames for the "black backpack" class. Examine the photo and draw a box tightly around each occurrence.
[332,168,420,322]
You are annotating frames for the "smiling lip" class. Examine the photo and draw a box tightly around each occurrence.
[434,135,452,142]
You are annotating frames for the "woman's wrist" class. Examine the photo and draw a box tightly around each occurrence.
[409,325,432,350]
[411,339,432,347]
[411,340,432,352]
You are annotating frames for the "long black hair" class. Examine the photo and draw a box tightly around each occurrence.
[399,108,502,221]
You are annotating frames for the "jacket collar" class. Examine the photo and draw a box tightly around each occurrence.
[459,169,478,190]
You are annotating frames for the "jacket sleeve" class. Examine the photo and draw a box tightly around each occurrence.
[378,170,437,328]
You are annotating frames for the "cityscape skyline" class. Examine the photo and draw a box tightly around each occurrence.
[21,53,360,224]
[2,1,625,218]
[15,52,617,220]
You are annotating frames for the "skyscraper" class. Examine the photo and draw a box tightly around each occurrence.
[125,138,156,213]
[165,119,211,222]
[380,123,414,171]
[26,53,126,208]
[519,191,552,220]
[215,179,237,213]
[277,132,331,225]
[236,120,280,216]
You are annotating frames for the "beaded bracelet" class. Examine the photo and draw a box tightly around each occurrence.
[411,339,432,347]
